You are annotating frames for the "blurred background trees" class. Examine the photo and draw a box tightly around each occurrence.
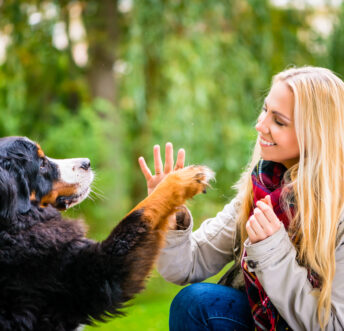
[0,0,343,329]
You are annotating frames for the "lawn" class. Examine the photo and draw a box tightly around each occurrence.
[85,268,228,331]
[85,271,180,331]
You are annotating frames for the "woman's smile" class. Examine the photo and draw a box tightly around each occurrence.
[259,136,276,147]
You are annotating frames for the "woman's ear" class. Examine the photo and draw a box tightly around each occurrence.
[0,168,17,221]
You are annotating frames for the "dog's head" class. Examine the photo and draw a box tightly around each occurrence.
[0,136,94,221]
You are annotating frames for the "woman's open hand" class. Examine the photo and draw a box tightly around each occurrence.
[246,195,282,244]
[138,142,185,195]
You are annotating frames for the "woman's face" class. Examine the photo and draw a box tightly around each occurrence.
[255,80,299,168]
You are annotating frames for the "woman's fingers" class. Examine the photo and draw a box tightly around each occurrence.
[164,142,174,174]
[246,221,257,243]
[153,145,163,175]
[256,200,281,229]
[261,195,273,209]
[248,215,266,238]
[266,195,273,209]
[246,216,265,243]
[138,157,152,181]
[141,142,185,180]
[139,143,185,196]
[175,148,185,170]
[253,208,275,236]
[247,196,283,244]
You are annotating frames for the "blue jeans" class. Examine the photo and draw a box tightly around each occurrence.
[169,283,254,331]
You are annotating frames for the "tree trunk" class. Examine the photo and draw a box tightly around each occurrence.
[85,0,118,104]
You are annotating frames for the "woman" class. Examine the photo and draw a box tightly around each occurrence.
[138,66,344,330]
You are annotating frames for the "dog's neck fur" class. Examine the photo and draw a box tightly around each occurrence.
[1,205,62,233]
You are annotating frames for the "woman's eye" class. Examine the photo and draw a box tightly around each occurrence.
[274,118,285,126]
[260,107,285,126]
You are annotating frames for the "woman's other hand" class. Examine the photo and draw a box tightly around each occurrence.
[138,142,185,195]
[246,195,282,244]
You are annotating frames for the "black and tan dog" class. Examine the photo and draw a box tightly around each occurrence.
[0,136,213,331]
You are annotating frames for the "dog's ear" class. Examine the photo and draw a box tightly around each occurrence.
[13,170,31,214]
[0,168,18,221]
[0,164,32,222]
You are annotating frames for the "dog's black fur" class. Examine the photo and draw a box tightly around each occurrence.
[0,137,211,330]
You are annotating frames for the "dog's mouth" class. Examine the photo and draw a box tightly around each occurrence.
[54,186,91,210]
[40,168,94,210]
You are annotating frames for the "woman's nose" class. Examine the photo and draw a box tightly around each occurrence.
[256,114,269,134]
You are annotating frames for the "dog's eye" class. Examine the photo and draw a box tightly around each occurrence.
[40,158,47,169]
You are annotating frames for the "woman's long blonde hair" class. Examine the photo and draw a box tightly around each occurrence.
[235,66,344,328]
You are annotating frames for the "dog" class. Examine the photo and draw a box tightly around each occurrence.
[0,136,213,331]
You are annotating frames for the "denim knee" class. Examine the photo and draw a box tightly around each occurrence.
[169,283,254,331]
[170,284,210,331]
[170,283,209,315]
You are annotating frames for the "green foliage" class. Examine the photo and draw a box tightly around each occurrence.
[0,0,343,329]
[328,3,344,76]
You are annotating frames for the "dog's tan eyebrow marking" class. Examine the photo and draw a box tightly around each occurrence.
[36,144,45,158]
[30,191,36,201]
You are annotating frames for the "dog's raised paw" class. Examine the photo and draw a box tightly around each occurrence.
[163,165,215,203]
[132,165,215,229]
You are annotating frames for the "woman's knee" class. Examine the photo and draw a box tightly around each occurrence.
[170,283,254,331]
[170,283,206,314]
[170,283,231,321]
[170,284,212,331]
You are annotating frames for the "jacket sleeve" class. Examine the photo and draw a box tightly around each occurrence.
[156,198,240,285]
[244,221,344,331]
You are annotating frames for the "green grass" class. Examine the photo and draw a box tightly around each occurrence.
[84,271,183,331]
[84,268,229,331]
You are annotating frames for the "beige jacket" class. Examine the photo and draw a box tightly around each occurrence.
[157,198,344,331]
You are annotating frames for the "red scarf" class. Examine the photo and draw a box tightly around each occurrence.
[241,160,320,331]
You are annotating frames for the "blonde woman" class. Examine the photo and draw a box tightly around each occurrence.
[139,66,344,330]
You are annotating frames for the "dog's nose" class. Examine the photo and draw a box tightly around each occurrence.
[80,159,91,170]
